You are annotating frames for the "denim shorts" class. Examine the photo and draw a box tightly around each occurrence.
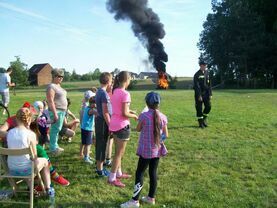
[113,125,130,140]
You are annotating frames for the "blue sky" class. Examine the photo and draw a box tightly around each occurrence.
[0,0,212,77]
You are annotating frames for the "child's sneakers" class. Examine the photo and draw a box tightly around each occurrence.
[49,147,64,156]
[117,173,131,179]
[141,196,155,205]
[108,179,125,188]
[52,175,70,186]
[120,199,140,207]
[84,156,94,165]
[103,159,112,167]
[96,168,110,177]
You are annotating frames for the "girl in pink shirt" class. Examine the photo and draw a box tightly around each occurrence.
[108,71,138,187]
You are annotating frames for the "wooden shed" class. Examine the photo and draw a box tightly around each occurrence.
[29,63,52,86]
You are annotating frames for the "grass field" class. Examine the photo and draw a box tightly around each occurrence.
[1,89,276,208]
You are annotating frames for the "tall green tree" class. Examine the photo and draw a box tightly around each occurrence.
[91,68,101,80]
[9,56,29,86]
[71,69,81,81]
[198,0,277,88]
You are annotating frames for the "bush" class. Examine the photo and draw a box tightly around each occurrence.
[168,76,178,89]
[128,80,138,90]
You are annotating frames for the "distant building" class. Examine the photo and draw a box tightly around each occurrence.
[138,72,158,79]
[129,72,139,80]
[29,63,53,86]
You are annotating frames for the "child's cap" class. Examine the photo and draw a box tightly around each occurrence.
[22,101,37,115]
[33,101,44,114]
[145,91,161,105]
[84,90,95,100]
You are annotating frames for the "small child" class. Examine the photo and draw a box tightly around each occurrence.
[95,72,113,177]
[33,101,52,147]
[80,96,97,164]
[79,90,96,158]
[29,122,70,187]
[120,91,168,208]
[59,98,80,142]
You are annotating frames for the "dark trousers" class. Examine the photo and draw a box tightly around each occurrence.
[195,94,211,118]
[132,157,160,201]
[95,116,109,162]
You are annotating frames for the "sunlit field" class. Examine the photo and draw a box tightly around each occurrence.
[1,88,276,208]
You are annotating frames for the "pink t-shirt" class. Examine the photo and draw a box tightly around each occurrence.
[109,88,131,132]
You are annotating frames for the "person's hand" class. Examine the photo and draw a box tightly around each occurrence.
[74,118,80,123]
[209,96,212,100]
[133,114,138,121]
[198,96,203,102]
[53,114,58,123]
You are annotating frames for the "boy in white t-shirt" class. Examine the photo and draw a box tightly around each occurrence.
[0,67,15,114]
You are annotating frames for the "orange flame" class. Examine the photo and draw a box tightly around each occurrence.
[158,72,168,89]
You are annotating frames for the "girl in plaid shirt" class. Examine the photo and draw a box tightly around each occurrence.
[121,91,168,208]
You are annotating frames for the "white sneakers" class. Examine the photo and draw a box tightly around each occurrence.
[120,196,155,207]
[120,199,140,208]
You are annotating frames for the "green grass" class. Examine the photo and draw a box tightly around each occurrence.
[1,89,277,208]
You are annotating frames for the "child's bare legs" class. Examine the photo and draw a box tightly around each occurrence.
[105,137,113,165]
[34,158,51,189]
[79,144,84,158]
[84,144,91,158]
[70,119,79,132]
[96,160,104,171]
[109,137,127,182]
[63,128,75,142]
[84,144,93,164]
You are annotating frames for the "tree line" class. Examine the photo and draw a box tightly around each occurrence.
[198,0,277,88]
[1,57,107,86]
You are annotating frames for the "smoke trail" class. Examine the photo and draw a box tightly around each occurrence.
[106,0,168,72]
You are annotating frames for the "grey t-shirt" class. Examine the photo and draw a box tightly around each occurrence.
[95,88,112,118]
[46,83,67,111]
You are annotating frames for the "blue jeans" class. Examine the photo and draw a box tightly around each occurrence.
[49,110,66,151]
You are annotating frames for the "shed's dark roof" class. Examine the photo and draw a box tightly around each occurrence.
[29,63,49,74]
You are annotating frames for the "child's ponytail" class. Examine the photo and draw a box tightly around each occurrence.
[112,71,130,94]
[153,108,161,146]
[112,74,120,94]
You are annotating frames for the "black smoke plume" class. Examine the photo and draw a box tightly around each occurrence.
[106,0,168,72]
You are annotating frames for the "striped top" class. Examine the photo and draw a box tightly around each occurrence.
[136,109,168,159]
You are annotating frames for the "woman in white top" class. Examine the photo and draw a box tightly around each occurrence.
[7,107,51,191]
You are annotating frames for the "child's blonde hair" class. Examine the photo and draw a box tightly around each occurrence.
[16,108,32,126]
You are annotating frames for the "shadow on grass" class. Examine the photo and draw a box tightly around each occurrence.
[55,201,117,208]
[216,89,276,94]
[169,125,199,130]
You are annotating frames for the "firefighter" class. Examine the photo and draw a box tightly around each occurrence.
[193,61,212,128]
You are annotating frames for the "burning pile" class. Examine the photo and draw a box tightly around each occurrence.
[158,71,168,89]
[106,0,168,89]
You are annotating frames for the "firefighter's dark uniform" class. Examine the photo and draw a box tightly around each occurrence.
[193,69,212,128]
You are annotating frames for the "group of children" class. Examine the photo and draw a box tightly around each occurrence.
[76,71,169,207]
[0,70,169,207]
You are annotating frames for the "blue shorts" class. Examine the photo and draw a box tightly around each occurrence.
[81,129,93,145]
